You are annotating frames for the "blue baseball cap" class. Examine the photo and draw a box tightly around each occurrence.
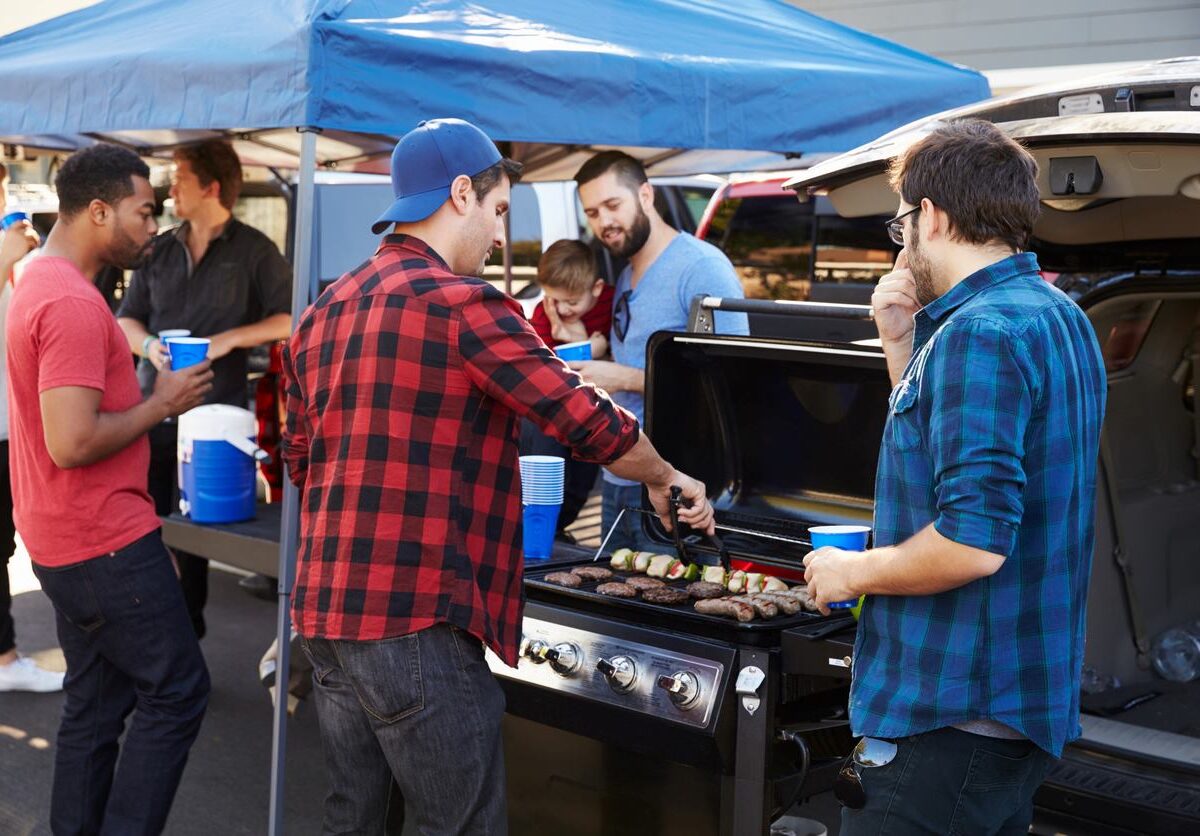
[372,118,502,235]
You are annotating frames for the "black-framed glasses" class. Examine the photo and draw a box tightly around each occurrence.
[613,289,633,342]
[884,206,920,247]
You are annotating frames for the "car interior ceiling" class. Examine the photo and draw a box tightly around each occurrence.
[1082,287,1200,740]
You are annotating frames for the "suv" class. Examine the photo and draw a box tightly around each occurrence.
[696,174,894,342]
[785,57,1200,835]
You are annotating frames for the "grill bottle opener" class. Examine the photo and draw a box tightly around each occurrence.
[736,665,766,715]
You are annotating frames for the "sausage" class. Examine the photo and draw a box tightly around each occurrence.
[729,595,779,620]
[751,592,802,615]
[695,598,755,622]
[775,587,820,612]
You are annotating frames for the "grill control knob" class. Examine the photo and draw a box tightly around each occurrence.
[656,671,701,709]
[548,642,582,676]
[521,638,553,664]
[596,655,637,692]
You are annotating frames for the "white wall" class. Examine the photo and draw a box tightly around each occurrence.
[787,0,1200,70]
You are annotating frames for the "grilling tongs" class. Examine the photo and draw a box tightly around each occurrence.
[668,485,731,573]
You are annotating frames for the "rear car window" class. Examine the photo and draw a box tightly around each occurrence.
[705,194,892,303]
[1097,298,1160,372]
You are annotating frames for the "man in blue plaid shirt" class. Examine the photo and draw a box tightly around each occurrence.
[804,120,1106,833]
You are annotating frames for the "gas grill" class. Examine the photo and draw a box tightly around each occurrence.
[486,303,890,835]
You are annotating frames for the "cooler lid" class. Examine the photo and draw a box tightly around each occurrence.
[641,332,890,565]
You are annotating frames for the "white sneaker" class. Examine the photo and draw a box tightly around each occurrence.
[0,656,65,693]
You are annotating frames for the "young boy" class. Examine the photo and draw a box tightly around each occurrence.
[523,239,615,539]
[530,239,613,358]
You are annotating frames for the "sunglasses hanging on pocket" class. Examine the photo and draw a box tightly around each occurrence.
[833,736,899,810]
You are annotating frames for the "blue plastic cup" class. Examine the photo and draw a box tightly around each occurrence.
[523,502,562,561]
[809,525,871,609]
[167,337,210,371]
[1,211,29,230]
[519,455,565,504]
[555,340,592,362]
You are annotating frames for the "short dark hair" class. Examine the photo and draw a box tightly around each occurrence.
[573,150,647,194]
[55,143,150,217]
[889,120,1040,251]
[470,158,523,202]
[538,239,597,293]
[174,139,243,210]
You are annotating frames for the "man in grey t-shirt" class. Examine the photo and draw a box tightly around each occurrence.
[571,152,747,550]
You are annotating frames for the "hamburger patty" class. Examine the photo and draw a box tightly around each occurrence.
[572,565,614,582]
[595,582,638,598]
[544,572,582,588]
[686,581,726,599]
[639,586,689,605]
[625,576,666,590]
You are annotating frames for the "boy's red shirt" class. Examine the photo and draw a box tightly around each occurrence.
[530,283,615,346]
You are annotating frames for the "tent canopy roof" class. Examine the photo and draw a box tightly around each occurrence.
[0,0,989,177]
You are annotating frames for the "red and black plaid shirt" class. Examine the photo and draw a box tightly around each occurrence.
[282,235,639,665]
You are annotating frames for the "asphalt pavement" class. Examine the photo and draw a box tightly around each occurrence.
[1,541,841,835]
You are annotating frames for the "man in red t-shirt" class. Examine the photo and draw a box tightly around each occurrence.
[6,144,213,835]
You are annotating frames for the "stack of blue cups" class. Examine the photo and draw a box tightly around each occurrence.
[519,455,565,561]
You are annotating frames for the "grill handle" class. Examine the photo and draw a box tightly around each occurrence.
[687,294,874,333]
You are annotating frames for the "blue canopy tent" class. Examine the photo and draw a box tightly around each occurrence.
[0,2,988,831]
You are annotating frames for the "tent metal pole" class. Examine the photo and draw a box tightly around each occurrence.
[268,125,318,836]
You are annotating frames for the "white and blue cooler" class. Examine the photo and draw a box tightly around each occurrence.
[177,405,268,524]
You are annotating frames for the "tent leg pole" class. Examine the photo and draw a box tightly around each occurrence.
[268,126,318,836]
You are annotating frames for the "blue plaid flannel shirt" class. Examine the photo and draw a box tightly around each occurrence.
[851,252,1106,756]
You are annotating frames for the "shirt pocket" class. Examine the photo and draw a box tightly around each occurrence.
[886,378,923,452]
[198,262,246,313]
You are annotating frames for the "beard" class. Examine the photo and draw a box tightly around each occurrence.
[107,225,154,270]
[601,205,651,260]
[907,224,939,307]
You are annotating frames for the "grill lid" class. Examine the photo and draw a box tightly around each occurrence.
[641,332,891,566]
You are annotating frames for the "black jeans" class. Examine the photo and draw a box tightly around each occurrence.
[0,439,17,655]
[147,422,207,639]
[32,530,210,836]
[840,726,1053,836]
[302,624,507,835]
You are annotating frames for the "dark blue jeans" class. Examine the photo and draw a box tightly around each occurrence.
[32,529,210,836]
[600,481,660,553]
[840,726,1053,836]
[302,623,507,835]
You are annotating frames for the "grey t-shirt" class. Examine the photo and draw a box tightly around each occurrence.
[605,232,748,486]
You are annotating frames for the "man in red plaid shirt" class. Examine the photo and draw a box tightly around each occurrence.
[283,118,714,835]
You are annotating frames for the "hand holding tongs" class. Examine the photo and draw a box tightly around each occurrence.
[668,485,730,572]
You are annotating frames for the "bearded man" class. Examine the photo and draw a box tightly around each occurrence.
[570,151,747,550]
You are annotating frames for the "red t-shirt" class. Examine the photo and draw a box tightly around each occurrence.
[6,257,160,566]
[530,283,615,347]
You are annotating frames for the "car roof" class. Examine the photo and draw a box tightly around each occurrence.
[784,56,1200,196]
